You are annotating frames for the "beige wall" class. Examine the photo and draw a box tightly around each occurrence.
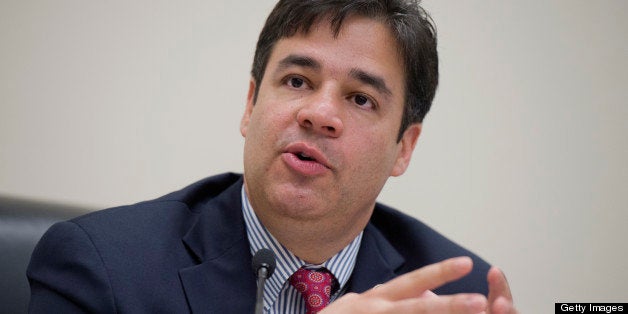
[1,1,627,312]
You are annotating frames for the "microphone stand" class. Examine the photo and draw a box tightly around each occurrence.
[255,266,270,314]
[252,248,276,314]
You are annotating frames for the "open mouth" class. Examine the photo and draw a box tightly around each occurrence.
[295,152,316,162]
[283,142,332,174]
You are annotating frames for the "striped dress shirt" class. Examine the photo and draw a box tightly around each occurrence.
[241,187,363,313]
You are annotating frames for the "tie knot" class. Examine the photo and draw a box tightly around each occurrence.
[289,268,335,314]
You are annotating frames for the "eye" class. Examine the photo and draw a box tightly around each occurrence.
[350,94,377,110]
[285,76,307,89]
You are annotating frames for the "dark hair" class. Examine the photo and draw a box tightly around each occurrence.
[251,0,438,141]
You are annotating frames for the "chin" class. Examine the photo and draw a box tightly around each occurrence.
[270,189,332,219]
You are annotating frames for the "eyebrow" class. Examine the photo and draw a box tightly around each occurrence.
[349,68,392,97]
[275,54,393,97]
[277,54,321,72]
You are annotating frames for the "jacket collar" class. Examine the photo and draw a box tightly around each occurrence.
[179,178,257,313]
[346,213,406,293]
[177,176,405,311]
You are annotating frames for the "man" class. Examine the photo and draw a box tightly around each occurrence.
[28,0,517,313]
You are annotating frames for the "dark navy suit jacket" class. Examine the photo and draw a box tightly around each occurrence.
[28,173,490,313]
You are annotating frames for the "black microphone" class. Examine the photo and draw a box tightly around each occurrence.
[252,248,276,314]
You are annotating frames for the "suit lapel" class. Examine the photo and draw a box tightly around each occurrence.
[179,179,257,313]
[176,177,407,310]
[346,222,405,293]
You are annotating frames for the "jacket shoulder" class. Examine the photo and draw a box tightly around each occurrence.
[371,203,491,295]
[72,172,243,226]
[156,172,242,212]
[28,172,244,312]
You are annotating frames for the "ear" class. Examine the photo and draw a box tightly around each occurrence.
[240,78,256,137]
[390,123,422,177]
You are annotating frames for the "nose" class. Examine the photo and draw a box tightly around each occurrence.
[296,91,344,138]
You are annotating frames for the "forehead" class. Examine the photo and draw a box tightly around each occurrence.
[266,16,406,94]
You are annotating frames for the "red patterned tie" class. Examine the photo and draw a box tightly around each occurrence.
[289,268,335,314]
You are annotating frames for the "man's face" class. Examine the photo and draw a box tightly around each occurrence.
[241,16,421,233]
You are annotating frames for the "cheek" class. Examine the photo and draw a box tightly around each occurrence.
[255,97,296,125]
[336,135,398,206]
[246,103,294,149]
[345,132,399,174]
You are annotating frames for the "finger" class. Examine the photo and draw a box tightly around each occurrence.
[367,256,474,301]
[487,267,518,314]
[489,296,518,314]
[420,290,437,298]
[393,293,487,314]
[372,285,437,298]
[320,292,487,314]
[487,267,513,305]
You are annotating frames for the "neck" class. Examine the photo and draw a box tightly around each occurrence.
[261,215,368,264]
[242,180,374,264]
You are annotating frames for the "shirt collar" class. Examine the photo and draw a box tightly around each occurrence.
[241,186,362,310]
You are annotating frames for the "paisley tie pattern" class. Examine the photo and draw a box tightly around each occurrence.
[289,268,335,314]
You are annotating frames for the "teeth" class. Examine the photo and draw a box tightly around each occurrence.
[297,152,314,161]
